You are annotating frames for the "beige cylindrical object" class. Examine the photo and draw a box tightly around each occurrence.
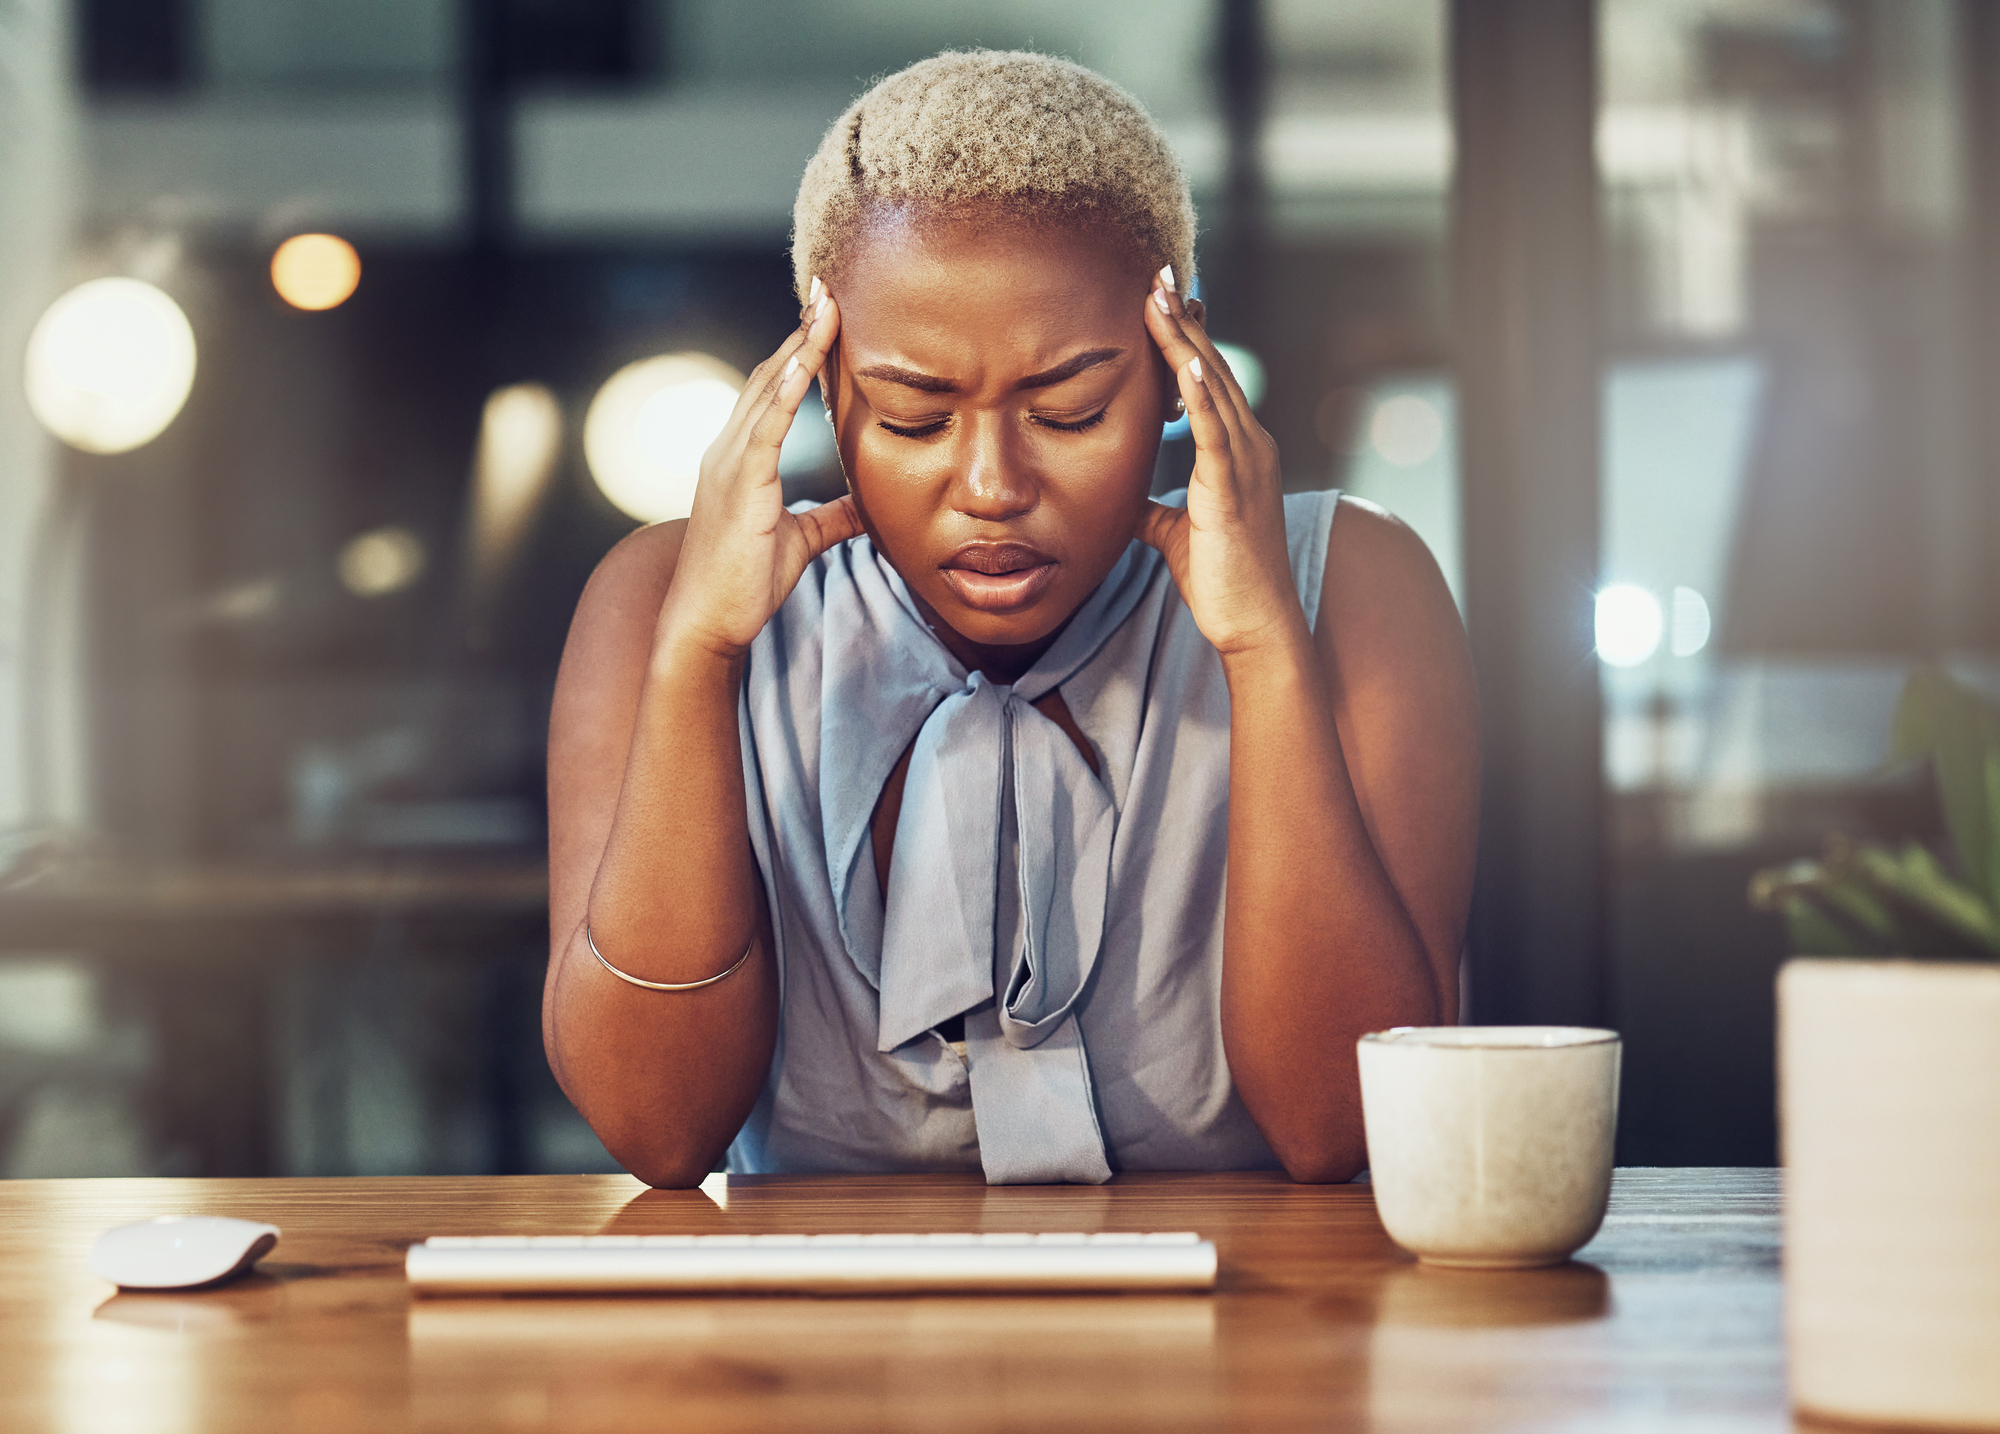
[1781,959,2000,1430]
[1358,1027,1621,1269]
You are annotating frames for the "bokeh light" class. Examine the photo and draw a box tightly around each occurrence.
[271,234,362,311]
[1670,585,1712,657]
[777,382,839,479]
[466,383,564,600]
[584,353,744,523]
[338,526,427,597]
[24,277,198,454]
[1595,584,1664,667]
[476,383,564,521]
[1369,394,1445,467]
[1214,343,1268,409]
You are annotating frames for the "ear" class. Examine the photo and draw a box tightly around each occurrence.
[1184,297,1208,327]
[821,344,857,491]
[821,343,842,427]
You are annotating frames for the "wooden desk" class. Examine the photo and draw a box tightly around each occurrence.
[0,1168,1803,1432]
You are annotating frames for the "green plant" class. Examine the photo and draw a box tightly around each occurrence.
[1749,669,2000,960]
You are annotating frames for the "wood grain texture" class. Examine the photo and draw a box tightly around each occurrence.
[0,1168,1808,1432]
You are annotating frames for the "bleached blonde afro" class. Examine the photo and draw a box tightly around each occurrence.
[791,50,1196,302]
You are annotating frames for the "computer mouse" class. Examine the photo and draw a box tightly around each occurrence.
[89,1216,281,1291]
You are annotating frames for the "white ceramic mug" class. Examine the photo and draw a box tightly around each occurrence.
[1357,1026,1622,1269]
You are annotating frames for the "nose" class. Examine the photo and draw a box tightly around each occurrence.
[948,411,1037,523]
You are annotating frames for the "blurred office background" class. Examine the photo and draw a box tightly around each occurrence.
[0,0,1987,1176]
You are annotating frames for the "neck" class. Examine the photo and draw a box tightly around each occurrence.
[906,587,1074,686]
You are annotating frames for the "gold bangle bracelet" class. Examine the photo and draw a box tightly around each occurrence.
[585,922,752,992]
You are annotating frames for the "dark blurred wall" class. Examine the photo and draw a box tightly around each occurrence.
[22,0,1986,1180]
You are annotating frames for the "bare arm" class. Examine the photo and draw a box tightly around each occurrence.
[543,290,861,1186]
[1138,275,1478,1183]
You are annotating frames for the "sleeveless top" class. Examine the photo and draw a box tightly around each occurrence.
[728,488,1342,1183]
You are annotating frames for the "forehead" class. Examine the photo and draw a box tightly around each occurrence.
[836,209,1146,377]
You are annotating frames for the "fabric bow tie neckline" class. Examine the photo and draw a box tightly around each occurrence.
[817,538,1157,1184]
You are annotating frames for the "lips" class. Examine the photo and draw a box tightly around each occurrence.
[939,542,1060,613]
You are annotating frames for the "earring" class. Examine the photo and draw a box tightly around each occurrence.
[1172,397,1187,417]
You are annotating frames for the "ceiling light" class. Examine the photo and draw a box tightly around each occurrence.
[271,234,361,311]
[24,278,197,454]
[584,354,744,523]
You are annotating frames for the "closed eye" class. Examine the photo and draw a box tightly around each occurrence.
[1034,408,1109,434]
[877,417,950,439]
[876,406,1110,439]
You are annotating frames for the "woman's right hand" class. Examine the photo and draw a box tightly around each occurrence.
[656,282,861,658]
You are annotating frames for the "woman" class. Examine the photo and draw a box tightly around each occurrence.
[544,51,1478,1187]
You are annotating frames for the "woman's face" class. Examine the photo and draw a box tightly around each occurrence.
[826,210,1174,669]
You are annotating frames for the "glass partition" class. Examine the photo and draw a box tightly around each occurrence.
[1599,0,1978,1163]
[5,0,1455,1179]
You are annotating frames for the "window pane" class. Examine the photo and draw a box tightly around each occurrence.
[1599,0,1980,1165]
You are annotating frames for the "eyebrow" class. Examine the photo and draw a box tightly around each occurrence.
[855,364,960,394]
[854,348,1125,397]
[1016,348,1124,391]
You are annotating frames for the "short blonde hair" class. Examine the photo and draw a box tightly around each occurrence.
[791,50,1196,303]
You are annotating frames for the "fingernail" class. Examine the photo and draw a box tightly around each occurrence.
[1188,356,1203,381]
[784,354,800,379]
[1153,288,1170,314]
[1160,264,1176,293]
[814,294,827,320]
[809,275,823,305]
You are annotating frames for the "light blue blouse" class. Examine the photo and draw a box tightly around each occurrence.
[728,488,1341,1183]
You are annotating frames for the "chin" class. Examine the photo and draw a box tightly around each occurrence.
[916,580,1080,648]
[930,594,1075,649]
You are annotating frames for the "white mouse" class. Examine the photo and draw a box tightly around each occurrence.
[90,1216,280,1290]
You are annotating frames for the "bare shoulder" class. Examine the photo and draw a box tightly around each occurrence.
[1316,495,1464,667]
[1325,492,1427,567]
[550,517,688,767]
[567,519,689,645]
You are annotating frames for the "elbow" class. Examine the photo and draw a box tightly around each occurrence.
[1281,1151,1367,1185]
[1268,1128,1369,1185]
[604,1131,725,1189]
[583,1104,731,1190]
[1238,1081,1370,1184]
[626,1155,720,1190]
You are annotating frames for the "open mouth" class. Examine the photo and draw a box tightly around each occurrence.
[938,542,1060,614]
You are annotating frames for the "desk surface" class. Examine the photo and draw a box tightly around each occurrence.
[0,1168,1805,1433]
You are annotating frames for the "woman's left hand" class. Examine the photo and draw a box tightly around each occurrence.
[1137,268,1304,657]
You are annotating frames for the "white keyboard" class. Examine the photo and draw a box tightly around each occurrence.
[405,1231,1217,1296]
